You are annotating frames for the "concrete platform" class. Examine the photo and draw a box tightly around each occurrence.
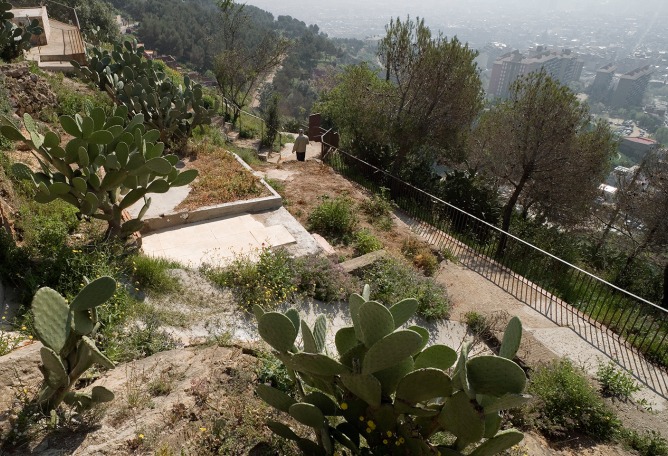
[140,208,320,268]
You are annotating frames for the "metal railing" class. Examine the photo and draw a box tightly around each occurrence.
[322,144,668,397]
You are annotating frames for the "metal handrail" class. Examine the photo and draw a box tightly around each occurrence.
[321,143,668,396]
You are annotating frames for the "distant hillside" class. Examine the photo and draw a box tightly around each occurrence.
[104,0,372,118]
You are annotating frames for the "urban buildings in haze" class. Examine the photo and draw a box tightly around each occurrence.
[610,65,654,108]
[488,47,584,98]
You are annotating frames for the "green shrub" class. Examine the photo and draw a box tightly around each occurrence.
[0,74,12,151]
[238,125,258,139]
[360,188,393,216]
[264,177,285,195]
[129,255,182,295]
[525,359,620,440]
[464,311,493,340]
[293,254,359,303]
[0,331,21,356]
[307,195,358,242]
[620,429,668,456]
[360,257,450,320]
[256,351,295,394]
[204,247,296,311]
[42,72,114,119]
[227,143,261,166]
[353,228,383,255]
[359,187,395,231]
[596,361,641,401]
[401,237,439,276]
[102,308,178,363]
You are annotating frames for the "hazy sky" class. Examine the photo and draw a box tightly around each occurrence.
[246,0,667,38]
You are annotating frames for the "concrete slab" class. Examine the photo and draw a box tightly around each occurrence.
[263,169,298,181]
[250,225,296,246]
[312,233,336,255]
[127,185,191,219]
[252,208,321,257]
[141,207,321,268]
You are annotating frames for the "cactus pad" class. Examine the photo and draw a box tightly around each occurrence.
[290,353,349,376]
[301,321,318,353]
[396,368,452,404]
[499,316,522,360]
[267,420,300,441]
[373,357,414,395]
[289,402,325,429]
[91,386,115,403]
[335,327,358,355]
[313,314,327,353]
[358,300,395,347]
[362,330,423,374]
[438,390,485,449]
[304,391,338,416]
[414,344,457,370]
[40,347,68,388]
[389,298,419,328]
[340,373,382,407]
[32,287,70,354]
[258,312,298,353]
[469,430,524,456]
[257,384,296,413]
[466,356,526,396]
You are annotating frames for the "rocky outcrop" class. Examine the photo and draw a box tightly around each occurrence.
[0,63,57,117]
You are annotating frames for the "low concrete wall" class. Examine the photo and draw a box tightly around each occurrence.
[141,152,282,233]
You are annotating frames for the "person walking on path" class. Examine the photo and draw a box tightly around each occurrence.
[292,129,310,162]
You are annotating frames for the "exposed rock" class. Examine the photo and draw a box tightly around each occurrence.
[0,63,57,118]
[0,342,42,436]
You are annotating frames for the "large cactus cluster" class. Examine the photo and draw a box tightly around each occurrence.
[0,2,43,62]
[32,277,117,412]
[72,40,218,145]
[0,107,198,238]
[255,286,528,455]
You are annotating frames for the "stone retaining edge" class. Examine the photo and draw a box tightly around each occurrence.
[140,152,282,233]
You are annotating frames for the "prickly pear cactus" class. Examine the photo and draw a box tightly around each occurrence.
[0,108,198,239]
[32,277,117,412]
[254,288,528,455]
[0,2,43,62]
[72,39,218,145]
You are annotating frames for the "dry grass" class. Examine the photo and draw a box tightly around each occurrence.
[176,141,270,211]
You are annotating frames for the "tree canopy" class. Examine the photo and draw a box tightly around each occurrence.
[470,70,617,243]
[319,17,483,177]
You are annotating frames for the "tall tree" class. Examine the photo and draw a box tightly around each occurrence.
[320,17,483,175]
[612,152,668,306]
[214,0,290,124]
[470,70,616,255]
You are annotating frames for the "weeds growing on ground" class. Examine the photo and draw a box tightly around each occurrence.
[256,351,295,394]
[359,187,395,230]
[596,361,641,401]
[308,195,358,242]
[620,429,668,456]
[204,248,357,310]
[360,257,450,320]
[353,228,383,255]
[0,331,21,356]
[264,177,285,195]
[401,237,440,276]
[129,255,183,295]
[204,247,296,311]
[521,359,620,440]
[293,254,359,303]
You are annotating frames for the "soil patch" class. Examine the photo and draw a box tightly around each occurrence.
[255,159,424,262]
